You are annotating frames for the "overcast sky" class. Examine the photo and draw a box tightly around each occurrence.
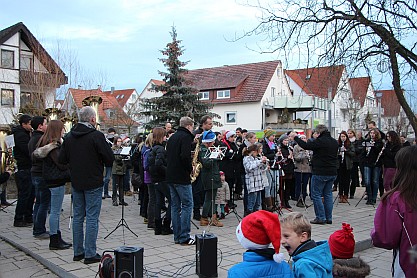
[1,0,283,92]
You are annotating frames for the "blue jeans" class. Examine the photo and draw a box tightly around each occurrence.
[32,176,50,236]
[247,190,262,212]
[311,175,336,221]
[14,169,34,221]
[364,166,381,202]
[102,166,112,196]
[72,186,102,258]
[169,184,193,244]
[49,185,65,235]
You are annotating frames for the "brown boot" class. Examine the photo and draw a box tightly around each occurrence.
[200,217,209,226]
[339,195,344,203]
[210,215,224,227]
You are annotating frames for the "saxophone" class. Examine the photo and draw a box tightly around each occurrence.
[190,138,202,183]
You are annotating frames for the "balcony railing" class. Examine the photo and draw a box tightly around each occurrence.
[20,70,68,88]
[273,95,328,111]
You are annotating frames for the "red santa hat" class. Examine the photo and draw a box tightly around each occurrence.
[328,223,355,259]
[236,210,284,263]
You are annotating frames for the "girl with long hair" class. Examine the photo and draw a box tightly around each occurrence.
[336,131,355,203]
[33,120,71,250]
[362,128,383,205]
[381,131,402,191]
[372,145,417,278]
[111,136,127,206]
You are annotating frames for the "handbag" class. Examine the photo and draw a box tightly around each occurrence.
[42,154,71,187]
[131,173,142,187]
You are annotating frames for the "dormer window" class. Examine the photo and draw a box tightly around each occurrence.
[199,91,209,100]
[20,55,33,70]
[217,90,230,99]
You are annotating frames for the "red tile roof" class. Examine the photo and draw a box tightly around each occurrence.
[185,60,281,103]
[151,79,165,86]
[68,88,137,126]
[285,65,345,99]
[349,77,371,106]
[103,89,136,108]
[378,90,401,117]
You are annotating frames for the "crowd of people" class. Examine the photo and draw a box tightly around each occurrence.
[2,110,416,276]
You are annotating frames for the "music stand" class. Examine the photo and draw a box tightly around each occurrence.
[105,192,137,240]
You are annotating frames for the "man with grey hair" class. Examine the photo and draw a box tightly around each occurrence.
[291,124,338,225]
[166,116,196,245]
[59,106,114,264]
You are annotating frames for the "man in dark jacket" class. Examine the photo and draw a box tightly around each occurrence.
[59,106,114,264]
[13,114,34,227]
[166,116,195,245]
[292,124,338,225]
[28,116,50,238]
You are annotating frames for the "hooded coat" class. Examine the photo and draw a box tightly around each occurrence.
[292,240,333,278]
[58,123,114,191]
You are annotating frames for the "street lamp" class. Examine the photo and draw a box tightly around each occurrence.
[375,91,383,130]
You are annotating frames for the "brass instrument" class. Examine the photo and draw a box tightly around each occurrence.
[82,96,103,131]
[44,108,61,121]
[61,116,75,133]
[190,138,202,183]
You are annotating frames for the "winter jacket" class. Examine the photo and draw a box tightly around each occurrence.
[361,138,383,167]
[28,130,44,177]
[58,123,114,191]
[12,125,31,170]
[294,132,339,176]
[261,137,277,161]
[371,191,417,278]
[280,144,295,176]
[293,145,312,173]
[332,257,371,278]
[228,249,294,278]
[350,138,364,164]
[292,240,333,278]
[243,155,267,194]
[215,181,230,205]
[112,146,126,175]
[150,143,167,183]
[198,143,221,191]
[338,142,355,170]
[219,139,239,182]
[141,145,152,184]
[166,127,194,185]
[33,142,69,187]
[382,142,401,169]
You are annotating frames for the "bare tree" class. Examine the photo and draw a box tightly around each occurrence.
[239,0,417,136]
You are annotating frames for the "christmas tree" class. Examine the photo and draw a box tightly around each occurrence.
[141,26,218,130]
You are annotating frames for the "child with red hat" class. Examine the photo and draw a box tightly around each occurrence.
[329,223,370,277]
[228,210,293,278]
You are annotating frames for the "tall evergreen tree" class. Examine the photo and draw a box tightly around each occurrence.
[141,27,217,130]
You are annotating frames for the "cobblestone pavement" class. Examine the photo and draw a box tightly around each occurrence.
[0,187,392,277]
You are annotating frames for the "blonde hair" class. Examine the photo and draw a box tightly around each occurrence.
[280,212,311,238]
[144,133,154,147]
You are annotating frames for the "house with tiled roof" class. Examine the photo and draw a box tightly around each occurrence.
[349,77,379,130]
[103,88,139,120]
[183,60,291,130]
[376,89,410,134]
[62,87,138,134]
[0,22,67,124]
[285,65,353,135]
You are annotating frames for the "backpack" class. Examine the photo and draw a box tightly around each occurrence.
[146,148,156,173]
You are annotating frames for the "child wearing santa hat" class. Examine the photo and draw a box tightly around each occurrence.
[280,212,333,277]
[329,223,370,278]
[228,210,293,278]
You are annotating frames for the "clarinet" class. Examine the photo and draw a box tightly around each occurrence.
[374,141,386,165]
[366,139,374,157]
[340,140,345,163]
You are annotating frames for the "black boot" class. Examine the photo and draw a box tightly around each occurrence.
[57,230,72,248]
[161,219,173,235]
[193,208,201,221]
[49,234,71,250]
[154,219,162,235]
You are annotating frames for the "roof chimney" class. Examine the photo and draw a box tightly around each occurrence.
[111,87,115,94]
[97,85,102,91]
[78,85,82,89]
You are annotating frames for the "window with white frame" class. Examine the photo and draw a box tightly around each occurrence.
[1,49,14,69]
[271,87,276,97]
[217,90,230,99]
[199,91,209,100]
[1,89,14,106]
[225,112,236,124]
[20,55,33,70]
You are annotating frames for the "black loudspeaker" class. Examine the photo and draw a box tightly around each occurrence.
[114,246,144,278]
[196,233,218,278]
